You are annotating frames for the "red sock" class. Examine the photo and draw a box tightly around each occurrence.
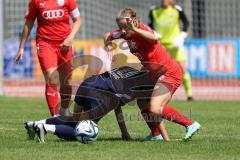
[45,84,59,116]
[162,106,193,127]
[141,108,161,135]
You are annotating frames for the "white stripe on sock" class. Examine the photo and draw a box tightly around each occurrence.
[43,124,56,133]
[34,119,46,126]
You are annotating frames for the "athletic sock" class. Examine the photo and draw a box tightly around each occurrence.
[45,84,59,116]
[162,106,193,128]
[183,72,192,97]
[34,119,46,126]
[141,108,161,135]
[54,125,76,140]
[43,124,56,133]
[46,116,77,127]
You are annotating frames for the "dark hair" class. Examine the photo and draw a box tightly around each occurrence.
[116,8,142,27]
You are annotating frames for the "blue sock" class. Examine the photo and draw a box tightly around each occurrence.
[46,116,77,127]
[54,125,76,140]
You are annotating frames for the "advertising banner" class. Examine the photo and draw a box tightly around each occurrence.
[185,39,240,78]
[3,39,240,78]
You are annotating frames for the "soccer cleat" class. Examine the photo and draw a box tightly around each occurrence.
[184,121,201,140]
[143,133,164,141]
[24,121,36,140]
[187,96,194,101]
[34,124,47,143]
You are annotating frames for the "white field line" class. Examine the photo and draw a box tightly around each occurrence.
[0,127,18,131]
[1,127,240,140]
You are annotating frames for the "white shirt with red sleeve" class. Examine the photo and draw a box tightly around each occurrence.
[25,0,80,44]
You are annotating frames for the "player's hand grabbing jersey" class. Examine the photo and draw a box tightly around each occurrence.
[25,0,80,43]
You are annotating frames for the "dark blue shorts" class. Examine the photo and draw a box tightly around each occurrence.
[74,72,121,121]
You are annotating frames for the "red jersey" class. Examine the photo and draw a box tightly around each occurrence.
[25,0,79,43]
[110,24,176,76]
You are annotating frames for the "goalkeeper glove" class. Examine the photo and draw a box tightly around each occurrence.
[173,31,187,48]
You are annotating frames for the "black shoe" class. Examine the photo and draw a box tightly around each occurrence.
[34,124,47,143]
[187,97,194,101]
[24,121,36,140]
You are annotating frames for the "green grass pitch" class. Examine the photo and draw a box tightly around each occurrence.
[0,96,240,160]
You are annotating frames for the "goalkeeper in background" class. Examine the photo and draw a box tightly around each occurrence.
[149,0,193,100]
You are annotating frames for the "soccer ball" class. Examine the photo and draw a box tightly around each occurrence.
[74,120,99,144]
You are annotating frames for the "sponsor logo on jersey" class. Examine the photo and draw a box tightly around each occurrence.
[168,13,174,18]
[42,9,64,19]
[127,40,138,50]
[57,0,65,6]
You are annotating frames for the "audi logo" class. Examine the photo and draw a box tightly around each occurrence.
[42,9,64,19]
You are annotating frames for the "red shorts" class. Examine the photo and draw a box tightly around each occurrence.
[37,41,73,75]
[142,61,182,96]
[159,62,183,95]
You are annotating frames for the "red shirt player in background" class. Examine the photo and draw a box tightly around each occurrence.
[15,0,81,116]
[104,8,200,141]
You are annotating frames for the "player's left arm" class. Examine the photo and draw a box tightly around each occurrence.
[61,0,82,53]
[173,5,190,48]
[114,107,131,140]
[176,5,190,32]
[148,9,154,29]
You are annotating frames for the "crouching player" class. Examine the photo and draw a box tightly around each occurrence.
[24,66,169,142]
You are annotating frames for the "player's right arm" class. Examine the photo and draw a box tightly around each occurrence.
[114,107,131,140]
[15,0,37,63]
[15,20,35,63]
[173,5,189,48]
[103,30,121,52]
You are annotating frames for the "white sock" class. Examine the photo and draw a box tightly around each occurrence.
[34,119,46,126]
[43,124,56,133]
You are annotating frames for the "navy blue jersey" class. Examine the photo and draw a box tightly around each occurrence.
[74,66,154,121]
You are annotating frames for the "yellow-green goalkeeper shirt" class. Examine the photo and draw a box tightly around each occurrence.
[149,5,189,45]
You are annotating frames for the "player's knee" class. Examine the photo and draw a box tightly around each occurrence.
[44,70,60,86]
[150,102,164,114]
[149,106,159,114]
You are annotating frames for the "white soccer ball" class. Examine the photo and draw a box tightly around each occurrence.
[74,120,99,144]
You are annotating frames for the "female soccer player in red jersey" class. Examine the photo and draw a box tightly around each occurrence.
[15,0,81,116]
[104,8,200,140]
